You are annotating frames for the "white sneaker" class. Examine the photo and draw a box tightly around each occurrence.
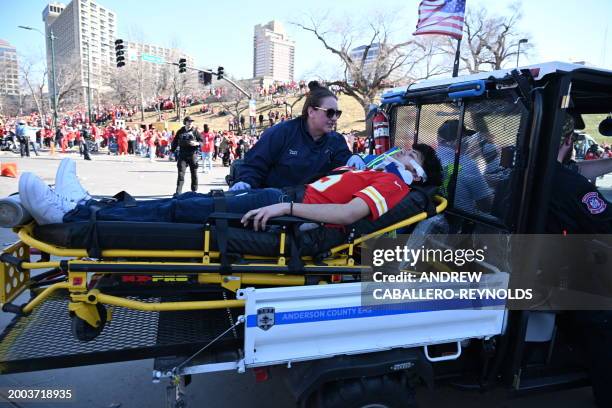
[19,172,77,225]
[54,158,91,204]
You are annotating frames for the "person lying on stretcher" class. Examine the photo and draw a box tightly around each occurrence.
[17,144,442,230]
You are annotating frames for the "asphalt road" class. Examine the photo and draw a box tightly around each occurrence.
[0,150,603,408]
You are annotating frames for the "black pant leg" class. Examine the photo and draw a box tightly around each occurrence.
[83,141,91,160]
[176,158,188,195]
[188,155,199,192]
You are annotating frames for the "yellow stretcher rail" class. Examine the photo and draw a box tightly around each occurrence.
[95,292,245,311]
[14,196,447,261]
[331,195,447,254]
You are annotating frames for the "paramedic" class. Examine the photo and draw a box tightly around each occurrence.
[18,144,442,229]
[548,113,612,408]
[230,81,359,190]
[171,116,203,195]
[436,119,493,213]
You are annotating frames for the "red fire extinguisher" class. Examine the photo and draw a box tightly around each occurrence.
[372,110,390,155]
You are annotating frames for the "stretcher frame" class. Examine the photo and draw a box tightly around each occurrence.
[1,196,446,337]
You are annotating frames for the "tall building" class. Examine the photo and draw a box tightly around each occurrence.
[125,41,194,74]
[0,39,19,96]
[253,21,295,83]
[42,0,116,103]
[349,44,404,86]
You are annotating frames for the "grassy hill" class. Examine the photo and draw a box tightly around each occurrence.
[127,94,368,135]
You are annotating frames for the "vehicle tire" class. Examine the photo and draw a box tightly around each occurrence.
[306,375,416,408]
[71,303,107,342]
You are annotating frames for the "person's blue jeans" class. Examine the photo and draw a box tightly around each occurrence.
[201,152,213,173]
[63,189,286,223]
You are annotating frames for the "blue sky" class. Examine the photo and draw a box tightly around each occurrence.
[1,0,611,80]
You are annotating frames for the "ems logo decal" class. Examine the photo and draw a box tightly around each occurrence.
[257,307,275,331]
[581,192,607,214]
[288,149,298,156]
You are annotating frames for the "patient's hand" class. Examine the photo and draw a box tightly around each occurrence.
[241,203,290,231]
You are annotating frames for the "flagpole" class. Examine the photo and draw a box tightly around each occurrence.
[452,38,461,77]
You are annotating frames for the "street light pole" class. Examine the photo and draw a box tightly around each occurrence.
[516,38,528,68]
[84,41,92,123]
[18,25,58,131]
[50,30,58,131]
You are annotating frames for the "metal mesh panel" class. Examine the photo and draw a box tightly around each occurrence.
[0,292,241,373]
[413,98,526,228]
[392,105,418,149]
[458,98,525,225]
[416,103,460,147]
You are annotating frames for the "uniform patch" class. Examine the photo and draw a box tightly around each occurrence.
[581,192,607,214]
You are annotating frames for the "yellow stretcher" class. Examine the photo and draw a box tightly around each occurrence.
[1,195,447,341]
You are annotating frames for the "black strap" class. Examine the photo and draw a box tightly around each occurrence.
[84,193,137,258]
[410,185,437,217]
[281,185,306,203]
[211,189,231,274]
[287,224,305,273]
[85,205,103,258]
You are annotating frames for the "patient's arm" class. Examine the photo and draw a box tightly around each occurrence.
[241,198,370,231]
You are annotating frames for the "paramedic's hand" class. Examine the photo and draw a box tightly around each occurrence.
[346,154,367,170]
[230,181,251,191]
[241,203,289,231]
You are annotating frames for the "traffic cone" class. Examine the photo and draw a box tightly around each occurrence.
[1,162,18,178]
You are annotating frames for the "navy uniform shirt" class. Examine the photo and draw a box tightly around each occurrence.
[237,117,352,188]
[546,162,612,234]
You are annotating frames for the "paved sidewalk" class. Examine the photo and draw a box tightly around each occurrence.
[0,150,231,198]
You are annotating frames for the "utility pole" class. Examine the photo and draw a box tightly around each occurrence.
[85,41,92,123]
[18,25,59,131]
[516,39,528,68]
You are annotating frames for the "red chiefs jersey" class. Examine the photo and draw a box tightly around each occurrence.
[303,169,409,220]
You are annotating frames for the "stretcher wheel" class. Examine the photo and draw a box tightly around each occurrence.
[71,303,107,342]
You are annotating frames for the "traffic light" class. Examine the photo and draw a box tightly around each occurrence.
[198,71,212,86]
[178,58,187,73]
[114,39,125,68]
[217,66,224,80]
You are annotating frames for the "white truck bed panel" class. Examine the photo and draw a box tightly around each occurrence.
[238,277,507,367]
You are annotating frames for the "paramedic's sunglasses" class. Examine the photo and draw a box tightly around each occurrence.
[314,107,343,119]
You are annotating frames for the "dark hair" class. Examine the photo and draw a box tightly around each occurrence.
[203,124,209,133]
[437,119,461,143]
[301,81,337,117]
[412,143,443,187]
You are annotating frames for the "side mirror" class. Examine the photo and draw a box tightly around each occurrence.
[599,115,612,136]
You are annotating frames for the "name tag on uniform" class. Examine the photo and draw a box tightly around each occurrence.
[289,149,298,156]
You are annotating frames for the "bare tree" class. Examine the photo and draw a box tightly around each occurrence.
[108,66,139,106]
[18,55,48,125]
[54,56,84,111]
[444,3,532,74]
[216,79,257,135]
[293,13,448,115]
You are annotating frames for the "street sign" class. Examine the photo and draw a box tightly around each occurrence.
[249,99,257,117]
[141,53,165,64]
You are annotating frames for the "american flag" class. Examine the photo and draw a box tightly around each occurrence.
[413,0,466,40]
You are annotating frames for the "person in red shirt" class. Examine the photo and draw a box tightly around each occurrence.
[60,129,69,153]
[200,124,214,173]
[146,128,157,161]
[20,144,442,229]
[116,126,128,156]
